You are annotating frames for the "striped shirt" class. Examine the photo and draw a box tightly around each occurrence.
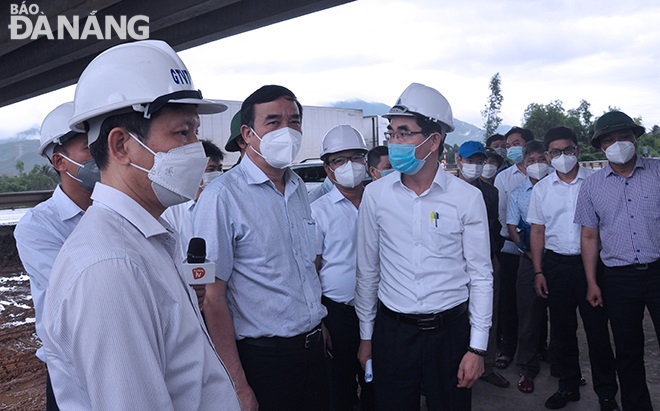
[574,157,660,267]
[43,183,239,410]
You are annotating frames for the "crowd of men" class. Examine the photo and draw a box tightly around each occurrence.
[14,39,659,411]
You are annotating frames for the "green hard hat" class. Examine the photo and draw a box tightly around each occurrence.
[591,111,645,148]
[224,111,243,152]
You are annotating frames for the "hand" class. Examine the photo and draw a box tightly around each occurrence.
[321,322,333,358]
[586,283,603,307]
[235,382,258,411]
[534,274,548,298]
[358,340,372,370]
[457,351,484,388]
[192,284,206,310]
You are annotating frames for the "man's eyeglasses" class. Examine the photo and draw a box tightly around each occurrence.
[384,130,426,143]
[547,146,577,159]
[329,154,366,167]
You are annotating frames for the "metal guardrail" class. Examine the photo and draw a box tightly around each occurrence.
[0,190,54,209]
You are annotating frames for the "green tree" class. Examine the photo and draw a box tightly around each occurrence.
[0,162,59,193]
[522,100,566,140]
[481,73,504,138]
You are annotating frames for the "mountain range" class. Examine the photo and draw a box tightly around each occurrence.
[0,100,510,176]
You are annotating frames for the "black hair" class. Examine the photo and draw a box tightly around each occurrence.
[543,126,577,148]
[201,139,224,162]
[505,127,534,142]
[367,145,388,169]
[486,133,505,147]
[522,140,545,158]
[240,85,303,128]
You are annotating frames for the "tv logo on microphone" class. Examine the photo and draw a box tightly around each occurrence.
[183,237,215,285]
[192,267,206,280]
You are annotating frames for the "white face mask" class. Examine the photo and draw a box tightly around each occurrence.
[128,132,208,208]
[460,163,483,181]
[526,163,549,180]
[333,161,366,188]
[551,154,578,174]
[250,127,302,169]
[200,170,222,190]
[603,141,636,164]
[481,164,498,179]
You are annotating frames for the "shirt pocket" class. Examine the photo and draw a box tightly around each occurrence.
[424,211,464,257]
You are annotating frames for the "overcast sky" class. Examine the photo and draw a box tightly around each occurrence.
[1,0,659,140]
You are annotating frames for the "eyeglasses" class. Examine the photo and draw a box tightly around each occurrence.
[547,146,577,158]
[384,130,426,143]
[329,154,366,167]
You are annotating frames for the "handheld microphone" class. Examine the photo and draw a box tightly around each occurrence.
[182,237,215,285]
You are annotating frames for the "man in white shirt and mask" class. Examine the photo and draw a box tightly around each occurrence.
[529,126,618,411]
[15,101,100,411]
[356,83,493,410]
[311,125,374,410]
[41,40,240,411]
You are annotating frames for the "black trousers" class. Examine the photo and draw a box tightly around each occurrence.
[544,251,617,397]
[602,260,660,411]
[322,297,374,411]
[497,250,520,358]
[515,255,545,378]
[237,329,329,411]
[372,304,471,411]
[46,367,60,411]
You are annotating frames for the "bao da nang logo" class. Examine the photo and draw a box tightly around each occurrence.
[8,2,149,40]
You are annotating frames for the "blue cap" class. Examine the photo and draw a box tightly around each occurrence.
[457,141,487,158]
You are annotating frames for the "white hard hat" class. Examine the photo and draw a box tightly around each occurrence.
[69,40,228,145]
[39,102,78,160]
[320,125,367,157]
[383,82,455,133]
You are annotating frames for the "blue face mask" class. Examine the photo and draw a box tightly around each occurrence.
[507,146,524,164]
[379,168,395,178]
[388,135,434,175]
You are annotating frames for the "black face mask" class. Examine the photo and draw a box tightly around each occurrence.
[59,154,101,192]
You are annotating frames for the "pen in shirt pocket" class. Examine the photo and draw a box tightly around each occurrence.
[430,211,439,227]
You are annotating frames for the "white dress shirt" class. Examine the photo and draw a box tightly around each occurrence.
[194,154,327,339]
[355,169,493,350]
[161,199,196,261]
[494,163,527,253]
[43,184,240,411]
[14,185,84,362]
[527,167,596,255]
[311,185,359,305]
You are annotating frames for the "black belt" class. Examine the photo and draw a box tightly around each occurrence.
[617,259,660,271]
[378,301,467,331]
[545,249,582,263]
[240,324,323,349]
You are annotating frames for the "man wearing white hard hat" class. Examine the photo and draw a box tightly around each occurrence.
[14,101,100,411]
[41,40,240,411]
[355,82,493,410]
[311,125,374,410]
[194,85,328,411]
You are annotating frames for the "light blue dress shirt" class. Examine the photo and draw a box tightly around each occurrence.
[14,185,84,362]
[194,155,327,339]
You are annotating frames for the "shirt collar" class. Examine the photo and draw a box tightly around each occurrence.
[90,183,168,239]
[522,177,534,191]
[239,153,299,189]
[53,185,85,222]
[327,185,346,204]
[389,162,448,193]
[605,155,644,177]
